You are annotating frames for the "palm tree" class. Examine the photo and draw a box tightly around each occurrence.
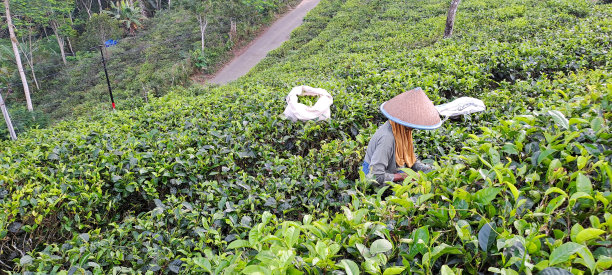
[105,0,144,34]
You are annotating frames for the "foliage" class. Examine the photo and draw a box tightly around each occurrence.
[0,106,49,139]
[1,0,299,133]
[77,13,124,50]
[105,0,144,34]
[0,0,611,273]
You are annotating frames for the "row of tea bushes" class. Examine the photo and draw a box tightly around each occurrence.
[1,0,610,273]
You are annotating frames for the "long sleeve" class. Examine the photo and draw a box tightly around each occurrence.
[369,134,396,184]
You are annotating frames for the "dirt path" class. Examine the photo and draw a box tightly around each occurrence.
[207,0,321,85]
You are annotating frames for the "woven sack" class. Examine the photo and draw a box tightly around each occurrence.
[434,97,486,118]
[283,86,333,122]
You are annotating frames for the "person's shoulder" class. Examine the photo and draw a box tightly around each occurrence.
[376,122,394,143]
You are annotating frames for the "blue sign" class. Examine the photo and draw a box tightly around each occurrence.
[104,39,118,47]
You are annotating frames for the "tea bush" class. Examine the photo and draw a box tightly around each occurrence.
[0,0,610,273]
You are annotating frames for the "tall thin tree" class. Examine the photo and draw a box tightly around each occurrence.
[443,0,461,38]
[0,91,17,140]
[3,0,33,111]
[179,0,213,53]
[19,25,40,90]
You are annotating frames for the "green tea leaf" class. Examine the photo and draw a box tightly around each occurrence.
[340,259,359,275]
[597,256,612,270]
[428,243,462,264]
[537,149,557,165]
[478,223,497,252]
[315,241,328,259]
[242,265,272,275]
[549,242,583,266]
[506,182,519,201]
[576,246,595,274]
[544,187,568,198]
[589,215,600,228]
[590,116,604,132]
[575,173,592,195]
[575,228,605,244]
[502,143,519,155]
[548,110,569,130]
[408,226,429,258]
[417,193,434,205]
[546,196,566,214]
[474,187,501,205]
[569,118,588,125]
[382,267,406,275]
[570,223,584,243]
[261,211,273,225]
[569,192,593,202]
[193,257,212,272]
[441,265,455,275]
[576,156,588,170]
[370,239,393,255]
[227,240,250,250]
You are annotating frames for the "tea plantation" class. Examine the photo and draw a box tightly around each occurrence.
[1,0,611,273]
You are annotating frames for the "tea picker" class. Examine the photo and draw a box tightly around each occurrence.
[362,88,485,184]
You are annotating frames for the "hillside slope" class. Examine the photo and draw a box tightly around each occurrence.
[1,0,611,273]
[1,1,299,136]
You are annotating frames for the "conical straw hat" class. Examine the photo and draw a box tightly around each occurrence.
[380,87,442,130]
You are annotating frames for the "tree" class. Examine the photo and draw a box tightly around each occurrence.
[77,0,94,19]
[45,0,75,65]
[3,0,32,111]
[79,13,123,49]
[443,0,461,38]
[9,1,42,90]
[179,0,214,52]
[105,0,143,34]
[18,23,41,90]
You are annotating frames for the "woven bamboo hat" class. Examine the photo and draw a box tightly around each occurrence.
[380,87,442,130]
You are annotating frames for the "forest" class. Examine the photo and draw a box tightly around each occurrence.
[0,0,611,274]
[1,0,298,137]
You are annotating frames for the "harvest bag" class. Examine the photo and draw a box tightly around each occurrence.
[283,86,333,122]
[434,97,486,118]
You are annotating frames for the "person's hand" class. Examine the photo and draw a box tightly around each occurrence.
[393,172,407,182]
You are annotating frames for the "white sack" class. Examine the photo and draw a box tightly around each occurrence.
[283,85,333,122]
[435,97,486,117]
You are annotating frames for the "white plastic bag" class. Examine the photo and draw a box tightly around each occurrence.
[283,86,333,122]
[435,97,486,118]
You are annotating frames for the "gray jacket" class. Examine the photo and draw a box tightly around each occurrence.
[364,122,398,183]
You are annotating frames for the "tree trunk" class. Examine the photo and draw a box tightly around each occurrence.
[28,60,39,90]
[21,30,40,90]
[197,15,208,52]
[51,21,67,65]
[80,0,93,18]
[444,0,461,38]
[97,0,103,12]
[3,0,33,111]
[67,36,75,55]
[0,91,17,140]
[230,19,237,43]
[167,0,171,9]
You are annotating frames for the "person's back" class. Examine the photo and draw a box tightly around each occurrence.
[363,122,397,184]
